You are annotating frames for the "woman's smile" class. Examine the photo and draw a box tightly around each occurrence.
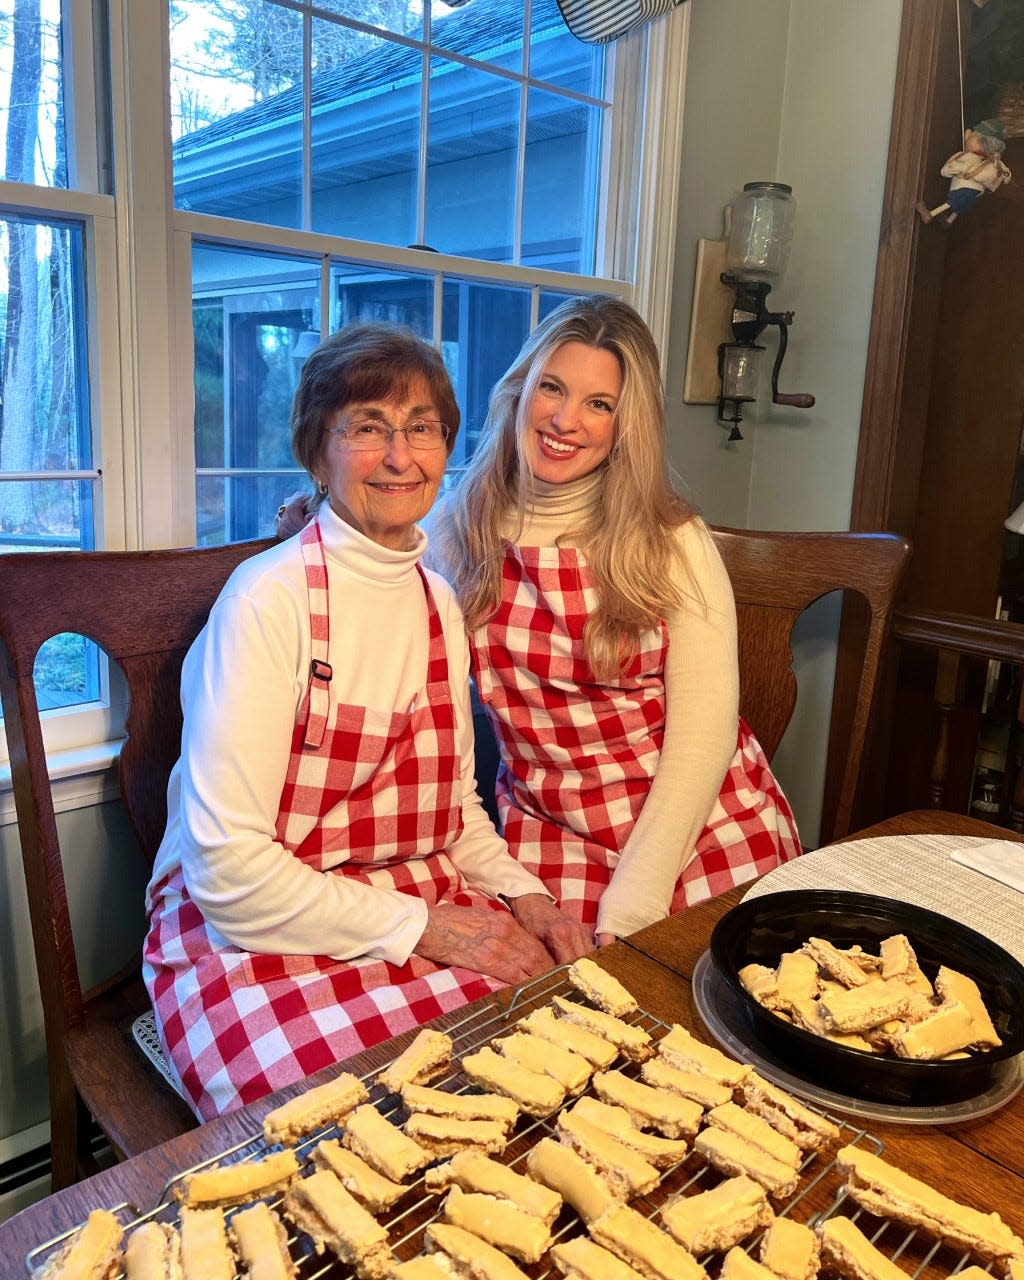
[537,431,583,457]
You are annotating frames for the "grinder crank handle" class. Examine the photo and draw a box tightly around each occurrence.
[770,319,815,409]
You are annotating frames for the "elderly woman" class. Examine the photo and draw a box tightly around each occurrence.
[144,323,591,1120]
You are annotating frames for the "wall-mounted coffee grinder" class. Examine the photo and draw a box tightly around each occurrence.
[716,182,815,440]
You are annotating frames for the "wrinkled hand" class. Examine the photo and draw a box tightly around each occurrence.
[415,903,557,985]
[595,932,617,948]
[510,893,594,964]
[274,490,315,540]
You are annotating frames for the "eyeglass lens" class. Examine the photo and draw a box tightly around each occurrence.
[336,419,448,451]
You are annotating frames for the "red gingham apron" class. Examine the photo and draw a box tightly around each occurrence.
[145,519,504,1119]
[471,544,801,929]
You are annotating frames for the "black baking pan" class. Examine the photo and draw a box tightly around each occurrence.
[709,889,1024,1105]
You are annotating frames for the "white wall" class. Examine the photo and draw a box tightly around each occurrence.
[664,0,792,524]
[0,803,148,1146]
[663,0,902,843]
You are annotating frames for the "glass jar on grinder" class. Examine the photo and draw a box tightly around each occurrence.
[726,181,795,282]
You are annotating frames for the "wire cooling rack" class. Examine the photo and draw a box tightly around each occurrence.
[28,967,886,1279]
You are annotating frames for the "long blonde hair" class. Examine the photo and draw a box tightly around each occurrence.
[435,294,695,679]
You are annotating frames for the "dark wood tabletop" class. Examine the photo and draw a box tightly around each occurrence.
[4,809,1023,1275]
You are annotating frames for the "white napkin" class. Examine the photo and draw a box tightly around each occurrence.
[949,840,1024,894]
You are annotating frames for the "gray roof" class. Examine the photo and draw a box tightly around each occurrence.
[174,0,572,158]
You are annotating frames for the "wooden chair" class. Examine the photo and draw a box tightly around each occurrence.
[471,527,910,845]
[0,538,273,1190]
[709,526,910,840]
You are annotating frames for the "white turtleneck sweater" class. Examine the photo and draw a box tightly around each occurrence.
[450,473,739,940]
[147,504,548,967]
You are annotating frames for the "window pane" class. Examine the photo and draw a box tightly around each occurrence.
[317,0,424,42]
[431,0,523,73]
[171,1,303,228]
[33,632,100,711]
[523,87,602,273]
[332,263,434,333]
[441,281,531,463]
[529,0,605,95]
[426,56,518,261]
[0,480,94,551]
[192,243,318,469]
[198,473,306,546]
[310,20,420,243]
[540,289,578,321]
[1,213,93,541]
[0,0,66,187]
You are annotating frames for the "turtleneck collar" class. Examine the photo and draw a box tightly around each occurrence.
[520,468,605,521]
[316,501,426,585]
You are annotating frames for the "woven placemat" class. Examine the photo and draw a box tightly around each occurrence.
[742,833,1024,964]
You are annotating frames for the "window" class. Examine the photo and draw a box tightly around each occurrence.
[1,3,94,556]
[1,0,688,770]
[172,0,631,540]
[171,0,606,270]
[1,0,127,765]
[190,241,585,543]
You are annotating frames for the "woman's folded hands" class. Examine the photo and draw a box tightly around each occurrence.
[415,896,592,984]
[508,892,593,966]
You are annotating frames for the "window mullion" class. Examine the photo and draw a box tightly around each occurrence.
[61,0,100,192]
[417,49,429,249]
[303,7,313,232]
[319,253,331,338]
[514,0,531,267]
[185,212,626,294]
[431,272,444,349]
[513,79,527,265]
[110,0,188,549]
[616,7,690,361]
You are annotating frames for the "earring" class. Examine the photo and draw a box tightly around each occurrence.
[317,481,328,495]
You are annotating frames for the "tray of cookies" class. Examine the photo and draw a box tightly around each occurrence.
[31,954,1020,1280]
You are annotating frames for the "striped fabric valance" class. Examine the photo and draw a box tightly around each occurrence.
[555,0,687,44]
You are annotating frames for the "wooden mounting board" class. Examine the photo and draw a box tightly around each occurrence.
[683,237,734,404]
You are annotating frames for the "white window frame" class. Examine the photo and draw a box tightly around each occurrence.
[1,0,689,810]
[0,190,127,798]
[0,0,126,799]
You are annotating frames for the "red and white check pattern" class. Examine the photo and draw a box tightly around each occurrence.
[473,544,801,928]
[145,519,503,1119]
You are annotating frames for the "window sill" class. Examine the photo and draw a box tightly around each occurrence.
[0,740,122,826]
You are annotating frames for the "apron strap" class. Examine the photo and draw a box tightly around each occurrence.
[299,517,332,748]
[418,563,451,686]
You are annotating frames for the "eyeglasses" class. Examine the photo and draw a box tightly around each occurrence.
[326,416,451,452]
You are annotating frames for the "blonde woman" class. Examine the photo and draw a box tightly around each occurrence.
[430,295,801,946]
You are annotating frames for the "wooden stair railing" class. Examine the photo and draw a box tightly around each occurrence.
[893,609,1024,827]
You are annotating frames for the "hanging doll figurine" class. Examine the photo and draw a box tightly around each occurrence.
[917,118,1011,225]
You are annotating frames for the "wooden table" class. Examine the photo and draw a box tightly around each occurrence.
[4,810,1023,1274]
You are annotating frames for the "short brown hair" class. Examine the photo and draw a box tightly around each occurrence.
[291,323,460,483]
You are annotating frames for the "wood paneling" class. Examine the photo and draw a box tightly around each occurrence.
[823,0,1024,835]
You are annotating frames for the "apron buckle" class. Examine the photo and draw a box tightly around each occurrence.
[310,658,333,683]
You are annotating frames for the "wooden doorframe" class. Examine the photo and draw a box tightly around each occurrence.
[820,0,965,840]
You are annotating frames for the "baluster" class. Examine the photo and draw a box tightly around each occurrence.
[1010,676,1024,832]
[929,648,961,809]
